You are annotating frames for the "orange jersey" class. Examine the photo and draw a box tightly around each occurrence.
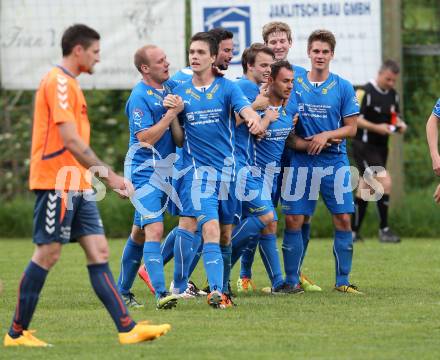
[29,66,91,190]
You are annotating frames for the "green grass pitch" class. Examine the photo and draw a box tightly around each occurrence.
[1,238,440,359]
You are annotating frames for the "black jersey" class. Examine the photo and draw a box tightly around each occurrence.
[354,81,400,147]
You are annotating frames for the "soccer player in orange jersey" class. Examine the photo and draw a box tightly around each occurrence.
[4,24,170,347]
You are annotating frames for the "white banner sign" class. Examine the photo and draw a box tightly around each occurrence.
[192,0,382,85]
[0,0,186,89]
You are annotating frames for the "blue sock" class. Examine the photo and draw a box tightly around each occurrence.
[300,223,311,266]
[8,261,48,338]
[220,244,232,293]
[188,232,203,278]
[143,241,166,298]
[161,227,178,265]
[202,243,223,293]
[239,236,259,278]
[117,236,143,295]
[259,234,284,288]
[282,230,303,286]
[231,216,266,267]
[87,263,135,332]
[173,228,194,293]
[333,230,353,286]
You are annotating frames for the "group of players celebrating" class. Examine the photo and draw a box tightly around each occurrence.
[15,19,433,347]
[117,21,362,314]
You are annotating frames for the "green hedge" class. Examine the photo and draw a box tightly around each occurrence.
[1,186,439,239]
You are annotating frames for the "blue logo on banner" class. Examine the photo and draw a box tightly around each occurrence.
[203,6,251,65]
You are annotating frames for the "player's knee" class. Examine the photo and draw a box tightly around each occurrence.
[33,244,62,269]
[91,243,110,263]
[259,211,274,225]
[202,221,220,243]
[261,221,277,235]
[333,214,351,231]
[285,215,304,230]
[144,222,164,242]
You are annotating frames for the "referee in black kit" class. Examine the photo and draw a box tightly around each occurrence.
[351,60,407,243]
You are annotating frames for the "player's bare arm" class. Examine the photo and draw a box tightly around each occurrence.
[357,115,392,136]
[58,121,129,194]
[306,115,357,155]
[426,113,440,176]
[136,95,184,146]
[240,106,264,136]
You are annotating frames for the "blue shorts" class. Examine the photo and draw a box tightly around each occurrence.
[167,148,184,216]
[235,166,276,220]
[281,152,354,216]
[33,190,104,245]
[131,178,169,228]
[180,169,237,226]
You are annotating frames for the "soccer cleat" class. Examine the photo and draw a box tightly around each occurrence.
[352,231,363,242]
[4,330,52,347]
[283,283,305,295]
[207,290,223,309]
[300,273,322,292]
[156,292,178,309]
[219,293,236,308]
[121,292,144,308]
[188,280,207,296]
[138,265,155,295]
[335,284,363,295]
[236,277,256,292]
[119,321,171,344]
[379,227,400,243]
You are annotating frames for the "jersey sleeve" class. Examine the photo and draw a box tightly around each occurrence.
[433,98,440,118]
[45,74,77,124]
[127,93,154,135]
[228,81,251,114]
[341,80,360,118]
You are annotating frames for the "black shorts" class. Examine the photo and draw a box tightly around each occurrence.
[351,140,388,176]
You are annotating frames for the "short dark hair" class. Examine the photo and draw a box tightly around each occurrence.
[241,43,275,73]
[61,24,100,56]
[270,60,293,80]
[307,29,336,52]
[208,27,233,43]
[380,59,400,74]
[190,32,218,57]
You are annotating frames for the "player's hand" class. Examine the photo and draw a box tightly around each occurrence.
[397,120,408,134]
[264,108,279,123]
[432,153,440,176]
[107,172,134,198]
[374,123,393,135]
[163,94,178,109]
[212,65,226,77]
[247,117,264,136]
[305,132,330,155]
[168,95,184,114]
[434,184,440,203]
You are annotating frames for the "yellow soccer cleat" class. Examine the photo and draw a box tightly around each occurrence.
[300,273,322,292]
[118,321,171,344]
[4,330,51,347]
[335,284,363,295]
[236,277,256,292]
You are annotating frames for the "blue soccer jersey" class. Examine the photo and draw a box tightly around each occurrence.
[293,72,359,154]
[235,76,260,168]
[255,100,297,169]
[125,80,178,179]
[433,98,440,118]
[173,76,251,179]
[171,66,193,85]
